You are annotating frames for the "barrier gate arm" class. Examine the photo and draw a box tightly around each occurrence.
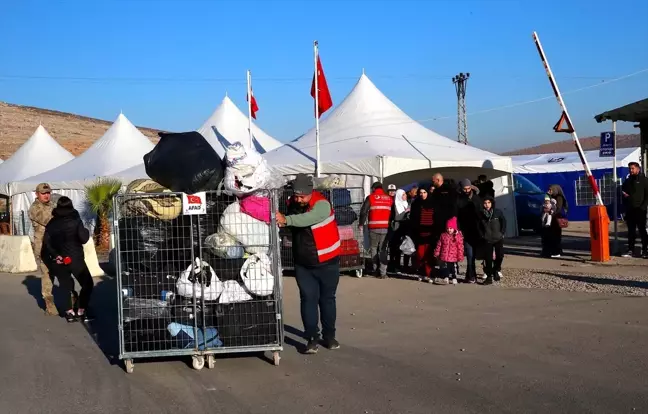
[532,31,604,206]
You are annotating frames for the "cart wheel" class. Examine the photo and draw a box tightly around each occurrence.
[207,354,216,369]
[192,355,205,371]
[355,269,363,278]
[124,359,134,374]
[272,351,281,366]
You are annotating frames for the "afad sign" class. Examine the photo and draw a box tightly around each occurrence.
[182,192,207,215]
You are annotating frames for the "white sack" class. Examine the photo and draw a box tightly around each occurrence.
[240,253,274,296]
[220,201,269,255]
[177,258,224,301]
[218,280,253,304]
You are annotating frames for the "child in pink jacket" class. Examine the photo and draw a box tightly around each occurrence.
[434,217,465,285]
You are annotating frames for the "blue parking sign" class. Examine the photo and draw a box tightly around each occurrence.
[599,131,615,157]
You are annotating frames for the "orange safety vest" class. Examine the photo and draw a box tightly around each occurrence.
[367,188,393,230]
[306,191,341,263]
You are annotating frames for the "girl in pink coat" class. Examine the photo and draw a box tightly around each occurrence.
[434,217,464,285]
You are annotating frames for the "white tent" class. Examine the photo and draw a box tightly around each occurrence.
[112,162,148,183]
[0,125,75,194]
[512,147,640,173]
[197,95,283,158]
[11,113,155,194]
[264,74,512,180]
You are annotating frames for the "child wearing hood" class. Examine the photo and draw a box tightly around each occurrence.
[434,217,464,285]
[477,195,506,285]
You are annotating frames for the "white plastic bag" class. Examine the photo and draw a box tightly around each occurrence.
[177,258,224,301]
[240,253,274,296]
[218,280,253,304]
[400,236,416,255]
[204,231,245,259]
[223,142,285,196]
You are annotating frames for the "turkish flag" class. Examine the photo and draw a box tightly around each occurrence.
[247,91,259,119]
[311,56,333,117]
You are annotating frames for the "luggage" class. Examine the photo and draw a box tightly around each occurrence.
[208,300,279,347]
[340,239,360,255]
[338,225,355,241]
[144,131,224,194]
[240,195,271,224]
[121,179,182,221]
[123,318,174,352]
[321,189,352,208]
[334,206,358,226]
[340,254,361,268]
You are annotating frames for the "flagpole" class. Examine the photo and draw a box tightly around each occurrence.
[314,40,321,177]
[247,69,253,148]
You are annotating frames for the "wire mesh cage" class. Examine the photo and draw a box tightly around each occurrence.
[113,189,283,373]
[277,187,365,276]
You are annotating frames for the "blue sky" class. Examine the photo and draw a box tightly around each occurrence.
[1,0,647,153]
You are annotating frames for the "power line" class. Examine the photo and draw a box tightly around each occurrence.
[0,72,636,84]
[417,67,648,123]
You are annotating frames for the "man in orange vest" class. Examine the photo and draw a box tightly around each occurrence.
[276,174,341,354]
[359,182,394,279]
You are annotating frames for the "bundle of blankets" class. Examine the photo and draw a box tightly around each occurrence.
[119,141,286,352]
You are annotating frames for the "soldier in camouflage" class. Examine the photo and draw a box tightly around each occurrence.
[28,183,58,315]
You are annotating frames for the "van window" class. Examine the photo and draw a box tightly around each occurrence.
[513,175,543,195]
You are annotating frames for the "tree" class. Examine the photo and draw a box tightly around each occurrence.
[85,178,122,251]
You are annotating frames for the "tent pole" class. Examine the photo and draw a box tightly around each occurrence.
[612,121,618,254]
[314,41,321,178]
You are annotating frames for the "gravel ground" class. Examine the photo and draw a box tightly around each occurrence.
[498,267,648,296]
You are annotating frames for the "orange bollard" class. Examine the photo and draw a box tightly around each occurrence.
[589,205,610,262]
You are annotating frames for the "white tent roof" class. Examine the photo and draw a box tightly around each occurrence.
[0,125,75,194]
[196,95,283,158]
[263,74,512,178]
[112,162,148,183]
[11,113,155,193]
[512,147,640,174]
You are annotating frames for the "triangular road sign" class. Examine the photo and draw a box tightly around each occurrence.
[553,111,574,133]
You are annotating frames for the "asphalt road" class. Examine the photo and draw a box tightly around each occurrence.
[0,272,646,414]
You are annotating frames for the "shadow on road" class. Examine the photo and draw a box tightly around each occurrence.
[83,275,120,365]
[539,271,648,290]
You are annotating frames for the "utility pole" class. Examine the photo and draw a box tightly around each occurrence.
[452,72,470,145]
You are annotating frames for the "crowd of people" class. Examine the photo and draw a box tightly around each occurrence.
[358,173,572,285]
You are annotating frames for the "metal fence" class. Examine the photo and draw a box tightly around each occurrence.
[278,187,365,277]
[11,211,33,238]
[113,190,283,373]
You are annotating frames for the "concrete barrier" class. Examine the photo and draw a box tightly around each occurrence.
[0,235,37,273]
[0,235,104,276]
[84,238,105,277]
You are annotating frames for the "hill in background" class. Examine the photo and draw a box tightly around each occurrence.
[502,133,640,156]
[0,101,161,160]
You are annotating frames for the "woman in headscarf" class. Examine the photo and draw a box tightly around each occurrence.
[545,184,568,258]
[386,189,410,273]
[409,187,435,282]
[42,196,94,322]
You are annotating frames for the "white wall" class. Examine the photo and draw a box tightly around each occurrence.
[492,174,518,238]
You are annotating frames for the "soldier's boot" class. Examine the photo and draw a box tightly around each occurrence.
[44,296,58,316]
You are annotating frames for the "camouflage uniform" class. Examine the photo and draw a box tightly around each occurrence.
[28,184,56,311]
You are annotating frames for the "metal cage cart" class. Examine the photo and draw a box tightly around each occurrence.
[113,189,284,373]
[277,187,365,277]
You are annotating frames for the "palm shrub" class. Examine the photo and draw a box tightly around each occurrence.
[85,178,122,251]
